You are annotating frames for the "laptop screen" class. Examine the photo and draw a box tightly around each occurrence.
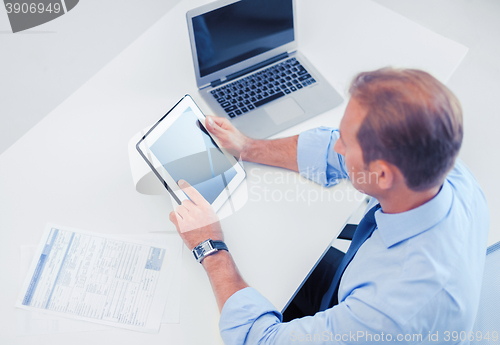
[192,0,294,78]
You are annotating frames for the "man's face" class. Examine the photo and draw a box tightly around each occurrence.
[334,98,375,193]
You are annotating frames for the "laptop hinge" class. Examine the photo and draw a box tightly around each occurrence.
[207,52,289,89]
[210,79,224,88]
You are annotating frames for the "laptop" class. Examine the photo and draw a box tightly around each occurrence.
[186,0,343,139]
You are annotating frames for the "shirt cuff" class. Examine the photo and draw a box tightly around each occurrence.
[219,287,282,344]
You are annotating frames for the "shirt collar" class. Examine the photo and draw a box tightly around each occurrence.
[375,180,453,248]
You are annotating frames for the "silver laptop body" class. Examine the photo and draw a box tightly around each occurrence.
[186,0,343,139]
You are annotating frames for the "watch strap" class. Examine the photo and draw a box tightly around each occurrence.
[212,240,228,252]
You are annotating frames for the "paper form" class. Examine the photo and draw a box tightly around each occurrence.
[17,233,183,336]
[16,224,177,333]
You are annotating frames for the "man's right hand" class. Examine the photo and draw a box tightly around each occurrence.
[205,115,299,172]
[205,115,252,159]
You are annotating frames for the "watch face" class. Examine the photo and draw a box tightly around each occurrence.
[200,241,213,253]
[194,239,215,261]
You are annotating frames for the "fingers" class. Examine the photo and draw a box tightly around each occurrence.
[175,205,189,219]
[178,180,207,206]
[205,116,220,134]
[181,199,196,211]
[169,211,179,227]
[206,115,231,133]
[209,115,228,127]
[171,200,195,229]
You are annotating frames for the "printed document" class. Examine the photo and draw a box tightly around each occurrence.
[16,224,177,333]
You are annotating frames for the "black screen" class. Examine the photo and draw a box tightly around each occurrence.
[192,0,294,78]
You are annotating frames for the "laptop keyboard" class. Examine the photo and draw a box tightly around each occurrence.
[210,57,316,118]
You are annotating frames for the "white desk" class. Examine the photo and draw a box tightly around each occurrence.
[0,0,467,344]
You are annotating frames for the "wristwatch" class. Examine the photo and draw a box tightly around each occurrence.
[192,238,228,263]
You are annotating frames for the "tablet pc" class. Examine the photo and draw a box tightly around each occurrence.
[136,95,246,213]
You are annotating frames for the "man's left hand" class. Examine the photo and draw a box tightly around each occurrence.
[169,180,223,251]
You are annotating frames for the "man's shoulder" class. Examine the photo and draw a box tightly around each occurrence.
[446,158,488,214]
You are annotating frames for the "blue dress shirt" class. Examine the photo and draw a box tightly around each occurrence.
[219,127,490,344]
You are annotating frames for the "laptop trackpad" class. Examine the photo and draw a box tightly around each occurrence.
[265,98,305,125]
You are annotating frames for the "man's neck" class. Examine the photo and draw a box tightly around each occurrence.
[377,184,442,214]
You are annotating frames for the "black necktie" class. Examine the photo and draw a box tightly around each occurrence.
[319,204,381,310]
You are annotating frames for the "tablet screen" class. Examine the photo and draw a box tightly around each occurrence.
[149,107,237,204]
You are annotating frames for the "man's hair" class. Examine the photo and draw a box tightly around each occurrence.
[349,68,463,191]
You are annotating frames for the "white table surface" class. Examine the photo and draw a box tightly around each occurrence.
[0,0,468,344]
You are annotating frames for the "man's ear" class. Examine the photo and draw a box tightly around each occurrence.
[370,160,394,190]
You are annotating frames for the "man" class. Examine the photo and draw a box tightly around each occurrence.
[169,68,489,344]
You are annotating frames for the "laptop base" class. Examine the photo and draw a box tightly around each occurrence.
[201,51,343,139]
